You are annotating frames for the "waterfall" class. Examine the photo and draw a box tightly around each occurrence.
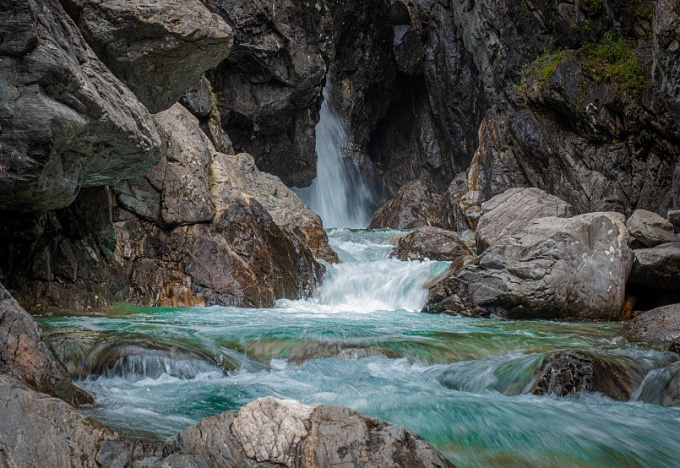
[294,83,376,229]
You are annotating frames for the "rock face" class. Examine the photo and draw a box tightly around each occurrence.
[629,242,680,290]
[369,180,442,230]
[208,0,332,187]
[619,304,680,342]
[0,285,91,406]
[163,396,455,468]
[0,0,161,211]
[475,188,574,252]
[531,351,641,401]
[654,0,680,118]
[60,0,234,113]
[626,209,676,247]
[424,213,633,320]
[391,227,472,262]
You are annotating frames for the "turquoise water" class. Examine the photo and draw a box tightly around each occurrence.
[39,229,680,467]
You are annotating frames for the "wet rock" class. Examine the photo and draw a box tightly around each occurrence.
[0,284,91,406]
[391,227,472,262]
[369,180,442,230]
[531,351,641,401]
[475,188,573,253]
[393,25,425,75]
[626,210,676,247]
[61,0,233,113]
[424,213,633,320]
[209,0,332,187]
[618,304,680,342]
[0,0,161,211]
[629,242,680,290]
[162,396,455,468]
[633,362,680,407]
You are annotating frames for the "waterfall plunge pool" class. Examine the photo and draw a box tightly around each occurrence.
[39,229,680,467]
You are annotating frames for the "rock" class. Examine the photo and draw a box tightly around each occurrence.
[653,0,680,118]
[531,351,642,401]
[424,213,633,320]
[632,362,680,407]
[391,227,472,262]
[475,188,573,252]
[667,210,680,233]
[626,210,676,247]
[669,341,680,355]
[0,285,91,406]
[162,396,455,468]
[618,304,680,342]
[629,242,680,290]
[0,0,161,211]
[369,180,443,229]
[61,0,233,113]
[209,0,333,187]
[210,153,338,263]
[393,25,425,75]
[441,173,473,232]
[180,76,214,119]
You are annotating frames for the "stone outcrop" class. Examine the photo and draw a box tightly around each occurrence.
[60,0,234,113]
[208,0,333,187]
[619,304,680,342]
[0,285,91,406]
[654,0,680,118]
[475,188,574,253]
[629,242,680,290]
[369,180,442,230]
[0,0,161,212]
[626,209,676,247]
[391,227,472,263]
[424,213,633,320]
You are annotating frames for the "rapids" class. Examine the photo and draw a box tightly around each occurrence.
[39,229,680,467]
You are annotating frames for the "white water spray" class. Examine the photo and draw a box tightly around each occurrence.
[294,83,375,229]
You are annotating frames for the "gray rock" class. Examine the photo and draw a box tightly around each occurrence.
[668,210,680,233]
[619,304,680,342]
[632,361,680,408]
[369,180,443,230]
[391,227,473,262]
[424,213,633,320]
[654,0,680,119]
[629,242,680,290]
[0,285,92,406]
[61,0,233,113]
[476,188,573,252]
[181,76,214,118]
[626,209,676,247]
[0,0,161,211]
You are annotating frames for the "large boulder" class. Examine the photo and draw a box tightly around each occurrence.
[209,0,333,187]
[424,213,634,320]
[475,188,573,252]
[0,285,91,406]
[629,242,680,290]
[618,304,680,342]
[626,209,676,247]
[369,180,443,230]
[391,227,473,262]
[60,0,233,113]
[0,0,161,211]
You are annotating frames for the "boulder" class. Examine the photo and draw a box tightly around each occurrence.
[626,209,676,247]
[180,75,214,119]
[162,396,455,468]
[60,0,233,113]
[531,351,642,401]
[629,242,680,290]
[369,180,443,230]
[0,0,161,211]
[0,285,92,406]
[391,227,473,262]
[618,304,680,342]
[424,213,633,320]
[475,188,573,252]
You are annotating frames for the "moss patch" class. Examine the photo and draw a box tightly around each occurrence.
[582,32,644,98]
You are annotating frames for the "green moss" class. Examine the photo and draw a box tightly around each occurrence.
[582,32,644,98]
[584,0,603,12]
[521,48,569,92]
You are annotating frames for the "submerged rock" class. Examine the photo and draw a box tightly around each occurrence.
[391,226,472,262]
[369,180,442,230]
[619,304,680,343]
[61,0,233,113]
[632,362,680,408]
[0,284,91,406]
[475,188,573,253]
[424,213,633,320]
[626,210,676,248]
[531,351,642,401]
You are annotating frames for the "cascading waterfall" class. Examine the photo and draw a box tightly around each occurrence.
[294,82,376,229]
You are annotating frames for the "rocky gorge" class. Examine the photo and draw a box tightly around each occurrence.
[1,0,680,466]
